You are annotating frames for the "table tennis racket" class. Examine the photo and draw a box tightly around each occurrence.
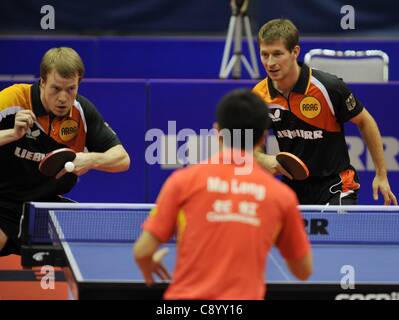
[39,148,76,178]
[276,152,309,180]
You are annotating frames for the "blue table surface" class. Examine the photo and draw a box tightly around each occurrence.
[45,206,399,285]
[62,241,399,284]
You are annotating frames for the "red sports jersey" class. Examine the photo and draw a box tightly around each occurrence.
[144,150,310,300]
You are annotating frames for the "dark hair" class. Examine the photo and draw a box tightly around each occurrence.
[258,18,299,52]
[216,89,271,150]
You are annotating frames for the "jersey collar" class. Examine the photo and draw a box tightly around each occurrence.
[267,62,311,98]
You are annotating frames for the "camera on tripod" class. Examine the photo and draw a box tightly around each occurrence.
[219,0,259,79]
[231,0,249,15]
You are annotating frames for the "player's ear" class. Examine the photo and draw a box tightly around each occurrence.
[213,122,224,145]
[292,45,300,59]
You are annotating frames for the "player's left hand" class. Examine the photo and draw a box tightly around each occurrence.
[141,247,171,286]
[70,152,93,176]
[151,247,171,282]
[372,175,398,205]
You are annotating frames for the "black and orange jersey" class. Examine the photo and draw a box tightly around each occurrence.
[253,63,363,204]
[0,82,121,203]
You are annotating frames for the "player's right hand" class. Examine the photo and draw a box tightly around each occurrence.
[254,151,293,180]
[13,110,37,139]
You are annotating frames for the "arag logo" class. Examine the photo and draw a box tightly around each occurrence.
[59,119,79,142]
[300,97,321,119]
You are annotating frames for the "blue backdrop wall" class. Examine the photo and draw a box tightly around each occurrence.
[2,36,399,80]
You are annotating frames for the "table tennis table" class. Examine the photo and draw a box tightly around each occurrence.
[21,203,399,300]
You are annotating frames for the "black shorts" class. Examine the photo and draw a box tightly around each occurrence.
[282,167,360,205]
[0,204,23,256]
[0,196,75,256]
[326,190,358,205]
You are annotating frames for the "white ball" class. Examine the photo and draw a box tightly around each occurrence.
[64,161,75,172]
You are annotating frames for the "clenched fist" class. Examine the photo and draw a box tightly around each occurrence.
[13,110,37,139]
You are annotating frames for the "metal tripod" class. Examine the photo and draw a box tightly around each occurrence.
[219,0,260,79]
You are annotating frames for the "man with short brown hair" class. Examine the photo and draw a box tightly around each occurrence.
[0,47,130,256]
[253,18,397,206]
[40,47,85,83]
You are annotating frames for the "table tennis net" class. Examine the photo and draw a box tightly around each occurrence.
[27,205,154,244]
[48,209,153,243]
[28,204,399,244]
